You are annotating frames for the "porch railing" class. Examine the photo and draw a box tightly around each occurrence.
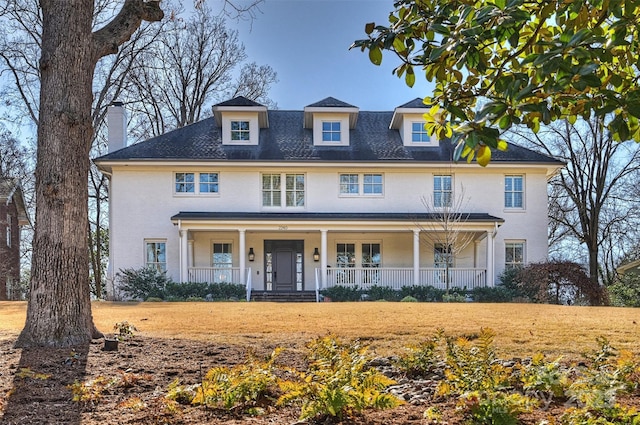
[188,267,241,284]
[320,267,487,291]
[245,268,252,302]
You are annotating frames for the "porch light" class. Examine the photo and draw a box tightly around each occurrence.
[248,247,255,261]
[313,247,320,262]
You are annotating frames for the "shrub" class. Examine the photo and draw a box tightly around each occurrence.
[319,285,362,301]
[607,273,640,307]
[145,297,163,302]
[364,285,401,301]
[165,281,209,300]
[117,267,173,300]
[471,285,515,302]
[206,282,246,300]
[400,295,418,302]
[399,285,446,302]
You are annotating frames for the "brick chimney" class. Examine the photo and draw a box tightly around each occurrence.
[107,102,127,153]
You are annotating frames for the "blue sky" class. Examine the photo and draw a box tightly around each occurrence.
[227,0,434,111]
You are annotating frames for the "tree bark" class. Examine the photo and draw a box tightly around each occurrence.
[16,0,162,348]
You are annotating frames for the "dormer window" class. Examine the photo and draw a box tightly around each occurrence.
[322,121,341,142]
[212,96,268,146]
[390,98,439,147]
[411,122,430,142]
[304,97,359,147]
[231,120,250,141]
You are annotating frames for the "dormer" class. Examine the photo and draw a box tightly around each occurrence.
[212,96,269,145]
[390,98,439,147]
[303,97,359,146]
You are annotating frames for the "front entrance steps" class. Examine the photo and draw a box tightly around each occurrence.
[250,290,317,302]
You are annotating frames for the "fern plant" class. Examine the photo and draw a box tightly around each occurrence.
[277,335,402,420]
[190,348,281,410]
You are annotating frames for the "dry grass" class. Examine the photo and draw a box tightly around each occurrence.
[1,301,638,358]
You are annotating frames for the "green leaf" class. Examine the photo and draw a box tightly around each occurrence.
[627,103,640,119]
[580,74,601,87]
[392,37,406,53]
[369,46,383,66]
[405,67,416,87]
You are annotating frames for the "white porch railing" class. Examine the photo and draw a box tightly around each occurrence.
[188,267,241,284]
[320,267,487,291]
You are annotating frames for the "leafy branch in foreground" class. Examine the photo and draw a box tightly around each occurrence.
[352,0,640,165]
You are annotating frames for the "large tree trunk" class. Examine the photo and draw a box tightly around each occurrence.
[16,0,163,348]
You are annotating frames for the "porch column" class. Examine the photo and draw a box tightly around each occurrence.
[474,240,480,268]
[320,229,328,288]
[239,229,246,285]
[413,230,420,286]
[188,238,194,268]
[180,229,188,283]
[486,230,495,287]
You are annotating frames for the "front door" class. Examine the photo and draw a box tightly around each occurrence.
[264,240,303,291]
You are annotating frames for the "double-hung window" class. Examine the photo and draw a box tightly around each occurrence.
[231,120,250,141]
[505,242,525,270]
[262,173,305,208]
[434,243,453,268]
[505,175,524,208]
[411,122,430,142]
[145,240,166,272]
[175,172,219,195]
[339,173,383,196]
[433,175,452,207]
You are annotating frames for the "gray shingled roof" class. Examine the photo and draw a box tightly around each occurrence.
[306,97,357,108]
[214,96,264,107]
[95,102,563,164]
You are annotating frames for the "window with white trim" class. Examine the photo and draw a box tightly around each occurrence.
[433,175,452,207]
[362,243,381,268]
[322,121,341,142]
[339,173,383,196]
[231,120,250,141]
[505,175,524,208]
[145,240,166,272]
[174,172,219,195]
[434,243,453,268]
[411,122,430,142]
[262,173,305,208]
[505,242,525,270]
[212,243,232,268]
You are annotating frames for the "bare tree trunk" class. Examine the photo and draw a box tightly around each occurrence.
[16,0,99,347]
[16,0,163,348]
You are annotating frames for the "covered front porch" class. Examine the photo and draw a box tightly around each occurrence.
[172,212,503,300]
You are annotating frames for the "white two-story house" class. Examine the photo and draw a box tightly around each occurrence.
[95,97,563,300]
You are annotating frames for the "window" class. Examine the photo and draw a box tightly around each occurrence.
[505,175,524,208]
[362,243,381,268]
[434,175,452,207]
[286,174,305,207]
[199,173,219,193]
[231,120,250,141]
[434,243,453,268]
[175,172,195,193]
[505,242,525,270]
[363,174,383,195]
[411,122,430,142]
[322,121,341,142]
[336,243,355,268]
[145,241,166,272]
[339,174,359,194]
[339,173,383,196]
[6,215,11,247]
[262,173,305,208]
[212,243,232,268]
[175,172,219,195]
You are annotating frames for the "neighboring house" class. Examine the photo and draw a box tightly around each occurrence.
[95,97,564,300]
[616,259,640,277]
[0,177,29,300]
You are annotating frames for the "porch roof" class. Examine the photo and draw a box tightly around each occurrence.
[171,211,504,223]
